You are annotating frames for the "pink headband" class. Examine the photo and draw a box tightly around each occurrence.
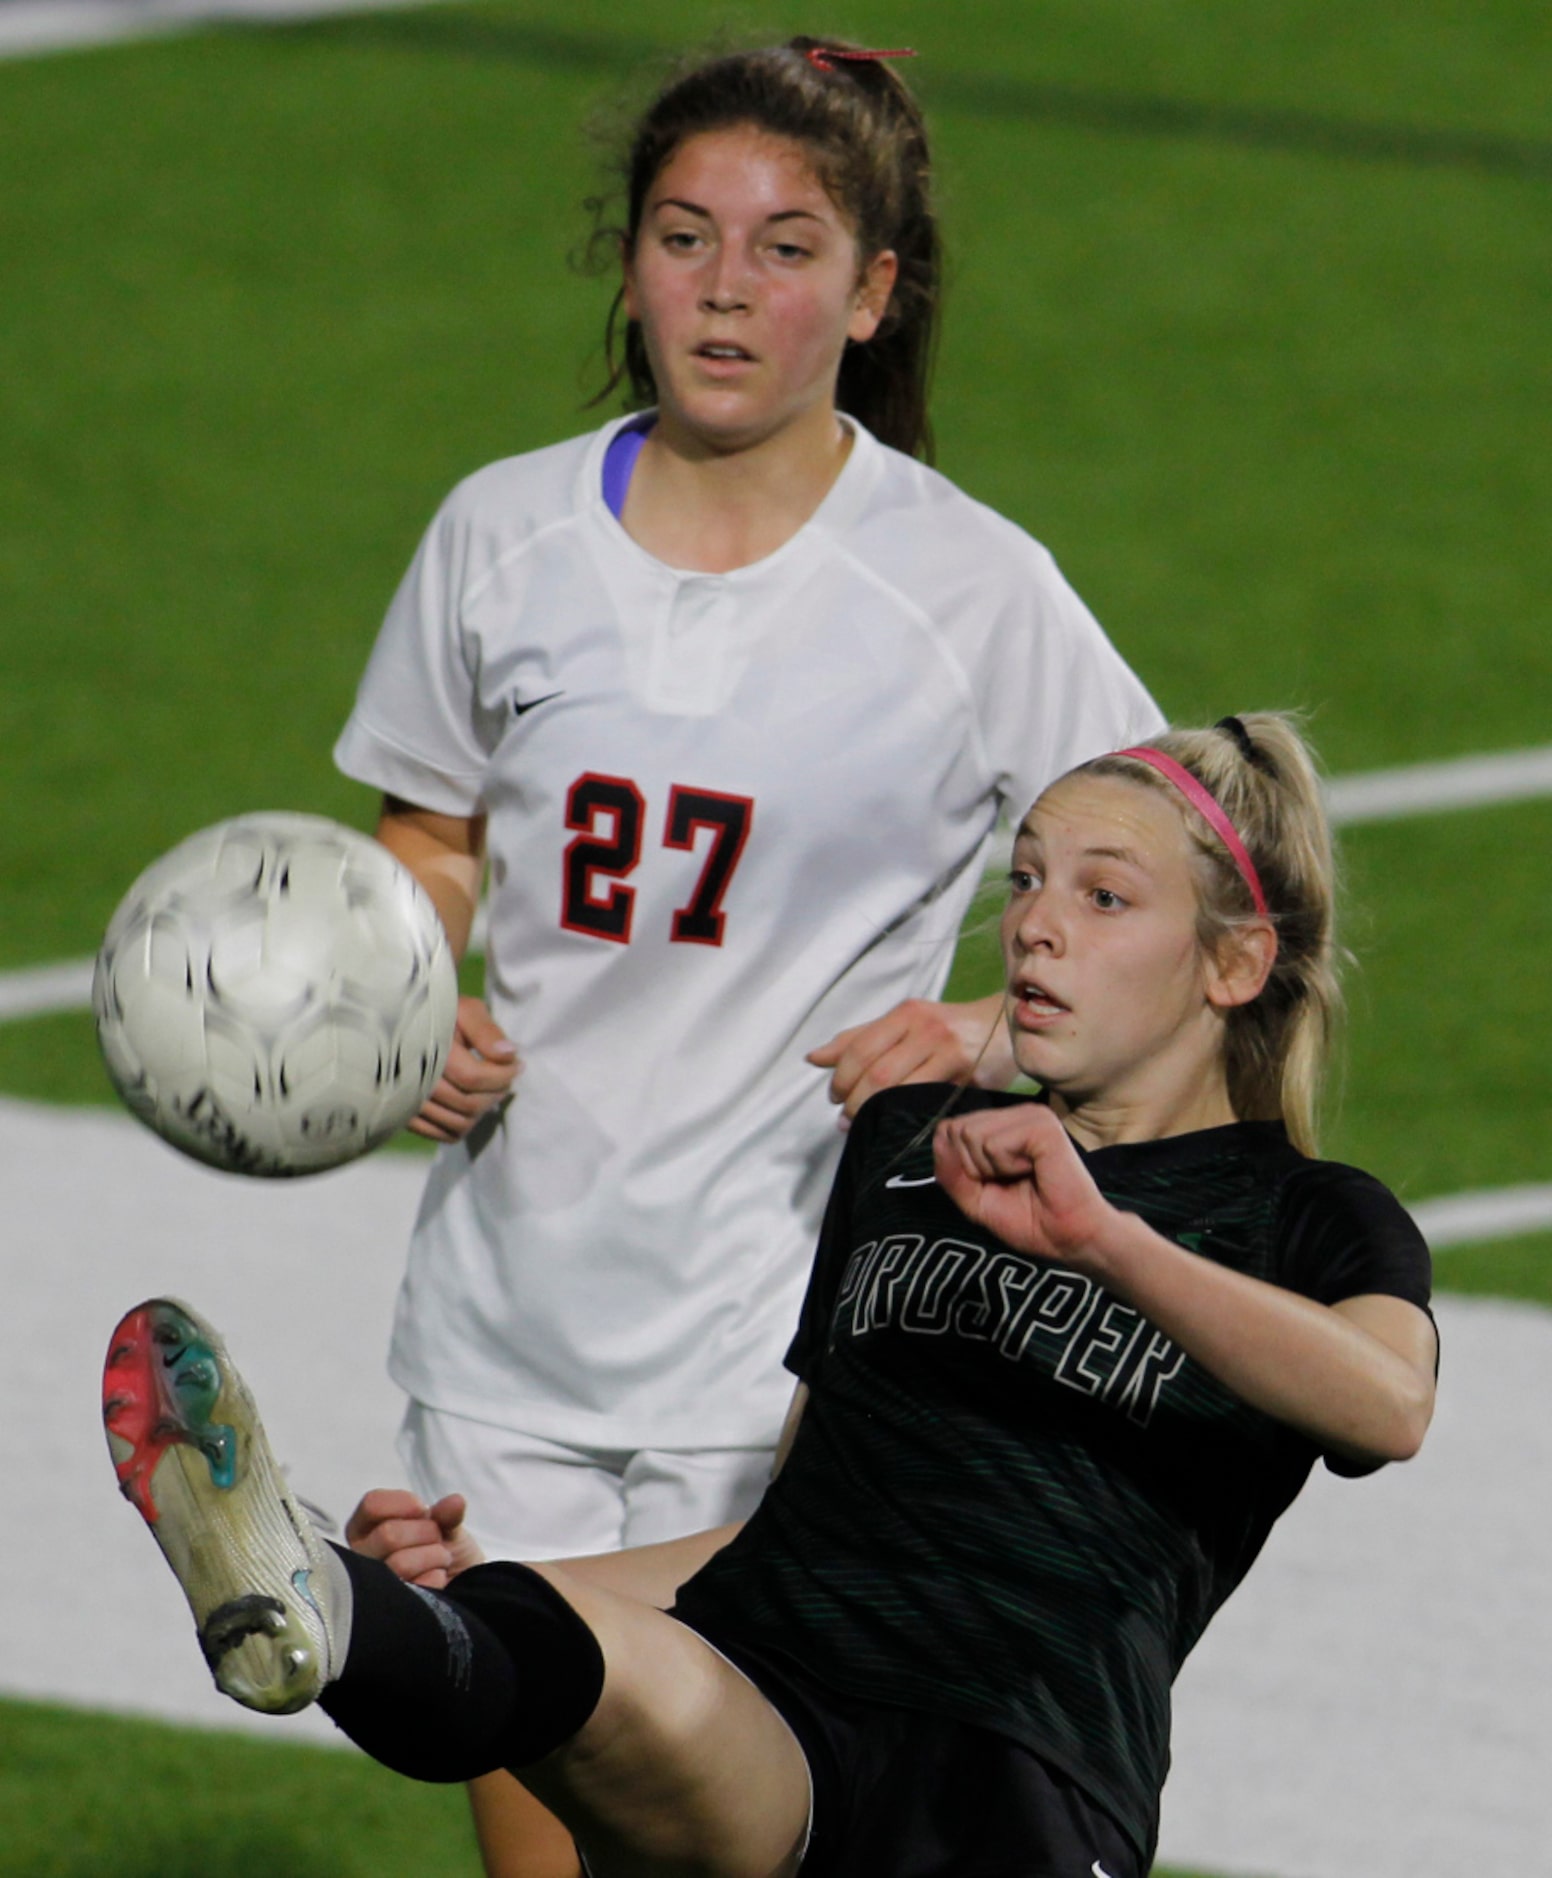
[1116,747,1270,918]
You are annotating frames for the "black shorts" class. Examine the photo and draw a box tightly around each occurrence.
[682,1624,1148,1878]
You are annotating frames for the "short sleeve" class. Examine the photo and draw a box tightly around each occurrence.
[1274,1161,1435,1477]
[333,496,502,817]
[977,540,1164,824]
[1274,1160,1433,1312]
[783,1106,873,1382]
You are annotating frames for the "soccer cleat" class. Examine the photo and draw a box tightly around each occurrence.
[103,1298,340,1714]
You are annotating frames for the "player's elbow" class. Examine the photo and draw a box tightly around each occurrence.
[1383,1379,1435,1462]
[1325,1369,1435,1470]
[1356,1371,1436,1465]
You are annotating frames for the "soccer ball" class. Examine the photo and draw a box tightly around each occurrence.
[93,813,459,1177]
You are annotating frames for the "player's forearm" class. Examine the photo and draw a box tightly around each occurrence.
[541,1523,746,1611]
[1088,1212,1434,1463]
[373,799,486,961]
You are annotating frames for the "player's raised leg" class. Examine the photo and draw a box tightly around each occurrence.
[104,1300,810,1878]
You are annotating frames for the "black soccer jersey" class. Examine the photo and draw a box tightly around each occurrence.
[673,1085,1433,1861]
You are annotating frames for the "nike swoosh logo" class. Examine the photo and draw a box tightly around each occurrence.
[884,1173,936,1189]
[512,689,563,717]
[1092,1862,1118,1878]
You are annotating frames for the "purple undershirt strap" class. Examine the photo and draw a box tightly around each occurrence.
[602,419,653,519]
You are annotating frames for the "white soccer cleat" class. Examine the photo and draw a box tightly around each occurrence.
[103,1298,341,1714]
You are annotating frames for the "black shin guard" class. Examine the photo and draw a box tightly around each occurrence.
[446,1562,608,1766]
[320,1548,606,1782]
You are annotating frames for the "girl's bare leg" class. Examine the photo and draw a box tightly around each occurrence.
[469,1773,582,1878]
[517,1565,809,1878]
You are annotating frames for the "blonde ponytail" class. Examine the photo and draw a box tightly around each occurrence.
[1084,713,1340,1154]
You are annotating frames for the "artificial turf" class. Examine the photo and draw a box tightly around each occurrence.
[0,1694,1227,1878]
[1,0,1546,1291]
[1,2,1547,1271]
[3,6,1546,1872]
[0,1696,482,1878]
[4,2,1550,914]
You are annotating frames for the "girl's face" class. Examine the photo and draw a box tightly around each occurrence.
[623,124,897,454]
[1001,773,1267,1137]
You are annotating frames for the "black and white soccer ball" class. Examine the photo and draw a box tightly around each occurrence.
[93,812,459,1177]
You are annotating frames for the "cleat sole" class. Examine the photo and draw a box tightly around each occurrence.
[103,1299,335,1715]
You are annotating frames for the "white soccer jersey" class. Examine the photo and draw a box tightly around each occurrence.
[335,416,1161,1448]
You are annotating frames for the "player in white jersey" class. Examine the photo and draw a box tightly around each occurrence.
[333,37,1158,1876]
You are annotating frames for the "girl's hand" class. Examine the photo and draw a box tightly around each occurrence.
[409,996,520,1143]
[344,1488,485,1588]
[807,993,1012,1121]
[932,1104,1117,1270]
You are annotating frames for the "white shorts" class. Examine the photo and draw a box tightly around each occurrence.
[397,1399,776,1561]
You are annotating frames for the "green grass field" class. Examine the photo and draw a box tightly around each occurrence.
[0,1695,1221,1878]
[0,1698,483,1878]
[1,1,1547,1870]
[3,0,1547,1279]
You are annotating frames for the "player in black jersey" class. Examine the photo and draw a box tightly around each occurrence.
[107,712,1435,1877]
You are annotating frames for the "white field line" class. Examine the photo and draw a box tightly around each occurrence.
[0,956,95,1020]
[1324,743,1552,825]
[979,742,1552,851]
[1407,1185,1552,1248]
[24,740,1546,1017]
[0,0,452,60]
[6,744,1551,1247]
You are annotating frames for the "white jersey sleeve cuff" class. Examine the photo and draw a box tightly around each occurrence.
[333,714,487,818]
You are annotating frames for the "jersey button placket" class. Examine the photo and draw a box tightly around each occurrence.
[650,577,729,714]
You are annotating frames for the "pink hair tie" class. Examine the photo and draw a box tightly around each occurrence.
[1117,747,1270,919]
[805,44,918,73]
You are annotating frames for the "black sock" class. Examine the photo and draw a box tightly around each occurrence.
[319,1547,605,1782]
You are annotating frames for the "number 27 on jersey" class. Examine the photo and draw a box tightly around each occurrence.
[561,772,754,949]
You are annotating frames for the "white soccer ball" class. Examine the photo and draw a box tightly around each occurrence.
[93,812,459,1177]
